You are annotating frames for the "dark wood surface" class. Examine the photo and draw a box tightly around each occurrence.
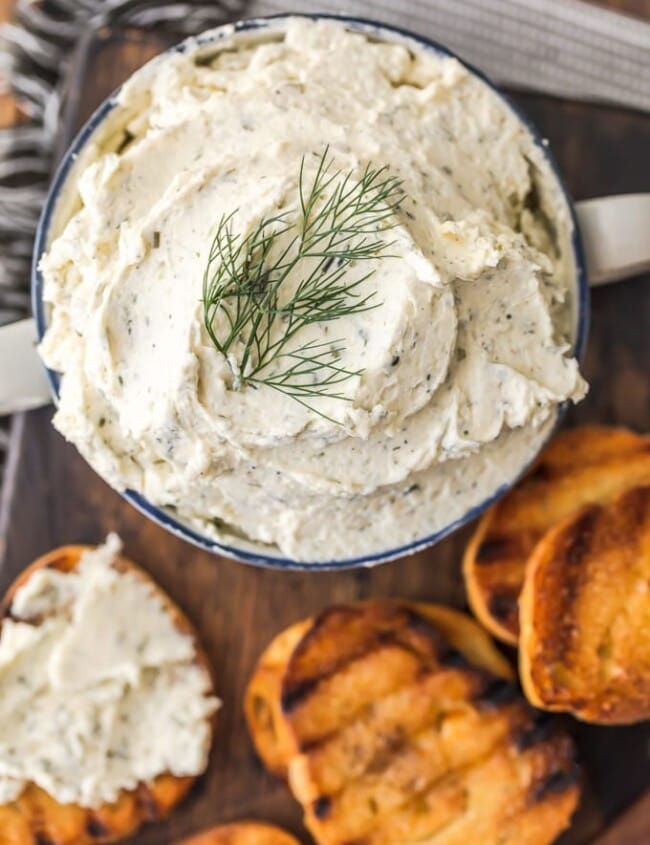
[1,18,649,845]
[591,793,650,845]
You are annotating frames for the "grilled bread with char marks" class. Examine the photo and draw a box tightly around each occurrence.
[176,821,301,845]
[464,426,650,643]
[244,604,512,778]
[520,486,650,724]
[0,545,216,845]
[245,601,579,845]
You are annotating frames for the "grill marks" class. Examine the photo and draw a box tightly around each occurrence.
[531,766,580,804]
[296,705,574,845]
[475,677,520,709]
[564,508,598,566]
[281,605,451,747]
[519,486,650,724]
[315,734,577,845]
[85,816,110,838]
[464,426,650,644]
[486,587,520,628]
[282,604,448,716]
[291,669,487,796]
[281,678,321,714]
[247,601,579,845]
[534,507,599,664]
[514,711,556,751]
[438,647,470,669]
[313,796,333,820]
[475,536,524,566]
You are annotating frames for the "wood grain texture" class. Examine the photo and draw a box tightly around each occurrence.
[0,14,649,845]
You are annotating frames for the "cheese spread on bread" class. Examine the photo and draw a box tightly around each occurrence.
[0,535,218,807]
[39,19,586,561]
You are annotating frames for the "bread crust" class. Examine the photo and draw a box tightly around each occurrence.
[0,544,217,844]
[519,487,650,724]
[175,821,301,845]
[464,426,650,644]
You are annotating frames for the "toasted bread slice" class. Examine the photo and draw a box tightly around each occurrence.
[245,601,579,845]
[244,602,512,778]
[0,544,216,845]
[464,426,650,643]
[176,821,301,845]
[519,486,650,724]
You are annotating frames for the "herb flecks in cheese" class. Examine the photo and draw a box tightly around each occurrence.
[39,19,587,561]
[0,535,218,807]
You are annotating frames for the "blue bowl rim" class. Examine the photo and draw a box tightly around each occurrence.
[32,12,590,571]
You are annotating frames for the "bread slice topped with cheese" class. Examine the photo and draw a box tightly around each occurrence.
[519,486,650,725]
[464,426,650,644]
[0,536,219,844]
[176,821,301,844]
[245,600,580,845]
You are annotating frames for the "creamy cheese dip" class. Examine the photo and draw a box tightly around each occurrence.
[40,19,586,561]
[0,535,218,807]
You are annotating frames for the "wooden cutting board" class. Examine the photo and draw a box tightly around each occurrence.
[1,20,649,845]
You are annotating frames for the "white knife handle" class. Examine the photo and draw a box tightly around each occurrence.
[0,318,52,416]
[575,194,650,286]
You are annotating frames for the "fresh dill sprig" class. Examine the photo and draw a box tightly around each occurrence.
[202,147,404,417]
